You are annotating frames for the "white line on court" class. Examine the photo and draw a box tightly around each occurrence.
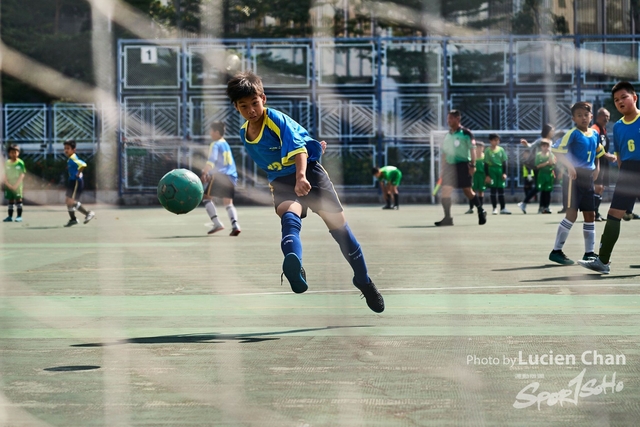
[230,282,640,296]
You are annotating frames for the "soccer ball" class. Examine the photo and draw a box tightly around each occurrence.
[157,169,203,215]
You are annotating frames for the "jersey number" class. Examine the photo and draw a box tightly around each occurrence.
[587,151,592,162]
[629,140,636,152]
[267,162,283,171]
[223,151,233,166]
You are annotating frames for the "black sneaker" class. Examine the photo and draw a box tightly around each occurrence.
[595,213,604,222]
[582,252,598,261]
[382,205,393,210]
[549,250,574,265]
[478,208,487,225]
[281,253,308,294]
[64,219,79,227]
[435,217,454,226]
[354,278,384,313]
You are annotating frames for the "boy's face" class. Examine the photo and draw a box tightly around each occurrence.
[234,94,266,124]
[475,146,483,156]
[8,150,19,161]
[63,145,75,157]
[489,138,499,147]
[572,108,592,129]
[210,129,221,140]
[613,89,638,116]
[540,143,550,153]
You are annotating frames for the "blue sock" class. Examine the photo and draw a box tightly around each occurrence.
[281,212,303,260]
[329,223,369,285]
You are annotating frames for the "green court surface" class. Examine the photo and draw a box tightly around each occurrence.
[1,203,639,426]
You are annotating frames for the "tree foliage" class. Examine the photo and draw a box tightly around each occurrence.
[512,0,569,35]
[1,0,93,103]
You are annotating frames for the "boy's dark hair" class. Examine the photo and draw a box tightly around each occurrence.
[541,123,554,138]
[226,71,264,103]
[540,138,551,145]
[612,81,636,97]
[488,133,500,141]
[571,102,592,115]
[372,166,380,175]
[8,144,20,153]
[447,109,461,119]
[475,140,485,147]
[210,121,225,136]
[64,139,76,149]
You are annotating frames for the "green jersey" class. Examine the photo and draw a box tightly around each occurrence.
[536,151,555,192]
[4,158,26,199]
[472,156,486,192]
[5,159,26,187]
[442,127,474,164]
[379,166,402,186]
[535,151,555,174]
[484,146,507,168]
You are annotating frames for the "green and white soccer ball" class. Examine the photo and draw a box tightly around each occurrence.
[157,169,203,215]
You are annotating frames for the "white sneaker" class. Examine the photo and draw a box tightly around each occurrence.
[577,257,610,274]
[500,208,512,215]
[84,211,95,224]
[517,202,526,214]
[207,224,225,235]
[492,208,498,215]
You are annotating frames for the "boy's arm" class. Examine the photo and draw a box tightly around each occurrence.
[555,153,576,179]
[294,152,311,197]
[468,142,477,175]
[14,172,25,187]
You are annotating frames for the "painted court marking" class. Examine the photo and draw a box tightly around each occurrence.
[232,282,640,296]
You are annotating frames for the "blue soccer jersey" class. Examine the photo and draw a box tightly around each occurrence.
[239,108,323,182]
[612,113,640,162]
[552,127,604,170]
[67,153,87,180]
[206,138,238,185]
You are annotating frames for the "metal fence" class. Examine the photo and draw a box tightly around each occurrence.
[2,34,635,196]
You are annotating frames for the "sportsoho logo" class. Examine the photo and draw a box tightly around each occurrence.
[467,350,627,410]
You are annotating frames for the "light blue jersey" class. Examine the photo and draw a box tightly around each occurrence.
[552,127,604,170]
[612,113,640,162]
[206,138,238,185]
[67,153,87,180]
[239,108,323,182]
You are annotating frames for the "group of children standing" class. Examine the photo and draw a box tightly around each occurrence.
[3,139,94,226]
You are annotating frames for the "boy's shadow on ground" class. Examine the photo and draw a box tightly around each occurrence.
[71,325,372,347]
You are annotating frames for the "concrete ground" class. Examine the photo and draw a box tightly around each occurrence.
[1,202,639,427]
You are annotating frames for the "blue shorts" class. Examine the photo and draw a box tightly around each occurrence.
[66,179,84,201]
[269,162,343,218]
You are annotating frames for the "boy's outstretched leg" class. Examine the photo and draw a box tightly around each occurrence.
[281,211,307,294]
[329,222,384,313]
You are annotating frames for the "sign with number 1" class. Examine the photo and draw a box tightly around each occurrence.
[141,47,158,64]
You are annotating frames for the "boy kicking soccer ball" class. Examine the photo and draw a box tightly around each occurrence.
[226,71,384,313]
